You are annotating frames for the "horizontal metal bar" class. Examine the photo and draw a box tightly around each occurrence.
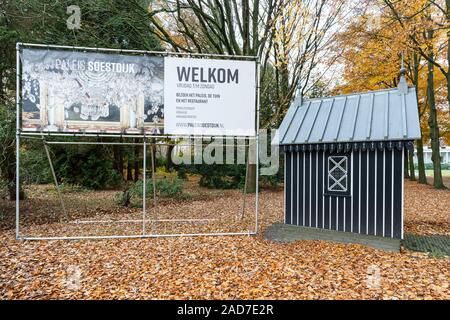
[44,141,145,146]
[19,231,255,241]
[17,135,43,140]
[18,43,257,60]
[42,140,252,147]
[19,132,257,140]
[69,218,219,224]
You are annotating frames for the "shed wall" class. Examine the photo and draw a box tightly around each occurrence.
[284,147,404,239]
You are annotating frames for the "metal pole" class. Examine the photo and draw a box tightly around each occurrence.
[142,139,146,235]
[20,131,257,140]
[150,142,157,206]
[43,140,68,219]
[21,230,255,241]
[239,150,249,220]
[255,57,261,234]
[41,140,250,147]
[69,218,218,224]
[15,43,21,239]
[44,141,147,146]
[20,42,257,60]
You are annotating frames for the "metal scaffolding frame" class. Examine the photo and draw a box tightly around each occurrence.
[15,43,260,241]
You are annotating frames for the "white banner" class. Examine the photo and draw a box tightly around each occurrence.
[164,57,256,136]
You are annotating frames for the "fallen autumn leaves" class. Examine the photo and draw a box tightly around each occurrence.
[0,180,448,299]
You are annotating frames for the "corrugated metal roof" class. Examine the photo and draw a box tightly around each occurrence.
[277,86,421,145]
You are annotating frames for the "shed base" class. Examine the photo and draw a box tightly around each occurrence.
[264,223,400,252]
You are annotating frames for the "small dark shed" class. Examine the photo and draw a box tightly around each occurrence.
[277,74,421,239]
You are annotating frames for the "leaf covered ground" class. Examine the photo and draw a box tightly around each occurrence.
[0,180,448,299]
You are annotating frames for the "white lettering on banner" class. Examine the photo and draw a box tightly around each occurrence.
[87,61,136,73]
[50,59,136,74]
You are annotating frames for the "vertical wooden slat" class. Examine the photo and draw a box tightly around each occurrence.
[322,151,325,228]
[401,147,404,239]
[297,151,300,226]
[336,197,339,231]
[376,149,384,236]
[292,151,297,225]
[316,152,319,228]
[309,152,312,227]
[358,149,362,233]
[343,198,346,232]
[299,151,304,226]
[284,152,286,224]
[329,196,332,230]
[368,150,375,235]
[350,152,354,232]
[285,151,291,224]
[384,149,392,237]
[366,151,369,234]
[374,149,377,235]
[383,148,386,236]
[393,148,403,238]
[360,150,367,234]
[305,152,310,227]
[291,152,294,225]
[303,152,306,226]
[391,149,394,237]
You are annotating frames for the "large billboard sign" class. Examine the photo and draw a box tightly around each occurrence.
[20,47,256,136]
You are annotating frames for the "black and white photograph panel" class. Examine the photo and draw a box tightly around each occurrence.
[21,48,164,133]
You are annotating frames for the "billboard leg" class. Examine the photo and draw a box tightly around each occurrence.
[142,139,146,235]
[16,44,20,240]
[255,58,261,234]
[43,140,67,220]
[150,141,157,207]
[15,132,20,239]
[239,148,250,220]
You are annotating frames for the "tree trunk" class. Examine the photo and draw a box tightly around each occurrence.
[404,148,410,179]
[408,149,416,181]
[133,142,140,182]
[426,29,445,189]
[447,72,450,115]
[246,164,257,193]
[412,52,427,183]
[113,145,124,180]
[444,0,450,105]
[151,144,157,173]
[127,156,133,181]
[113,136,125,180]
[8,183,24,201]
[6,140,24,200]
[0,70,4,102]
[416,138,428,184]
[245,138,257,193]
[166,145,174,171]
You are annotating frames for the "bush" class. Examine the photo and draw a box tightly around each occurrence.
[116,177,185,206]
[158,178,184,197]
[259,161,285,188]
[260,173,282,188]
[415,163,450,170]
[175,163,246,189]
[52,144,123,190]
[58,183,88,193]
[114,188,131,206]
[128,179,152,199]
[20,149,52,184]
